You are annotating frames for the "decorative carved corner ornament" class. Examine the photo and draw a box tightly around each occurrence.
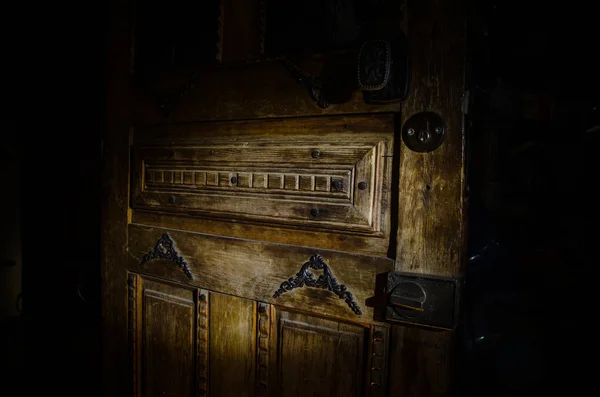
[141,233,194,280]
[273,254,362,315]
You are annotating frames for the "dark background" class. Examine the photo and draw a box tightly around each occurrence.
[2,0,597,396]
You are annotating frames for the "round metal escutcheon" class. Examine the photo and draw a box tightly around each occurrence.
[401,112,446,152]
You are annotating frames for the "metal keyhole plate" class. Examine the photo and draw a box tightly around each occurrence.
[401,112,446,152]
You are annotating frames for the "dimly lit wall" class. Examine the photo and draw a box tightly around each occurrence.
[9,1,106,396]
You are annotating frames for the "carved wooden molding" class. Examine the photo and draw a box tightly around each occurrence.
[127,274,141,397]
[368,325,389,397]
[256,302,270,397]
[273,254,362,315]
[196,289,209,396]
[145,167,350,197]
[142,233,194,280]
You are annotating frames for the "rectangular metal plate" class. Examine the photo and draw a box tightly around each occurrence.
[385,272,461,330]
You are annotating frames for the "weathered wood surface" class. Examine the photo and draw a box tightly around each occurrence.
[396,0,467,278]
[209,293,257,397]
[390,0,467,395]
[133,59,401,125]
[131,115,394,257]
[273,309,366,397]
[140,279,196,397]
[389,326,454,397]
[104,0,468,395]
[127,224,394,325]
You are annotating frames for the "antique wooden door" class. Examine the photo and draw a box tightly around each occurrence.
[102,1,467,397]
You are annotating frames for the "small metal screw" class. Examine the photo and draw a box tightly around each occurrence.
[258,305,267,313]
[310,208,320,217]
[311,150,321,159]
[230,176,238,185]
[358,181,368,190]
[331,179,343,191]
[434,126,443,134]
[200,294,207,301]
[407,128,415,136]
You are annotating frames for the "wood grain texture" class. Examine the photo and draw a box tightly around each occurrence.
[132,211,389,257]
[217,0,263,62]
[134,114,394,142]
[128,224,394,324]
[134,145,382,233]
[132,137,389,233]
[389,0,467,396]
[395,0,467,277]
[274,310,366,397]
[209,293,256,397]
[131,115,394,257]
[133,59,400,124]
[389,326,453,397]
[142,279,196,397]
[102,0,134,396]
[107,1,468,396]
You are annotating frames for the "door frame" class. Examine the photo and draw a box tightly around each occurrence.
[102,1,467,396]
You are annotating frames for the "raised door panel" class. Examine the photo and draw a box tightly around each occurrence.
[209,293,256,397]
[268,308,390,397]
[128,274,390,397]
[128,275,200,397]
[130,115,394,257]
[276,310,365,397]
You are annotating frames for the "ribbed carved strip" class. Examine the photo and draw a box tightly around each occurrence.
[256,302,270,396]
[197,289,209,396]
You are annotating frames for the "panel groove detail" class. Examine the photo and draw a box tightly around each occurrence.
[127,273,141,397]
